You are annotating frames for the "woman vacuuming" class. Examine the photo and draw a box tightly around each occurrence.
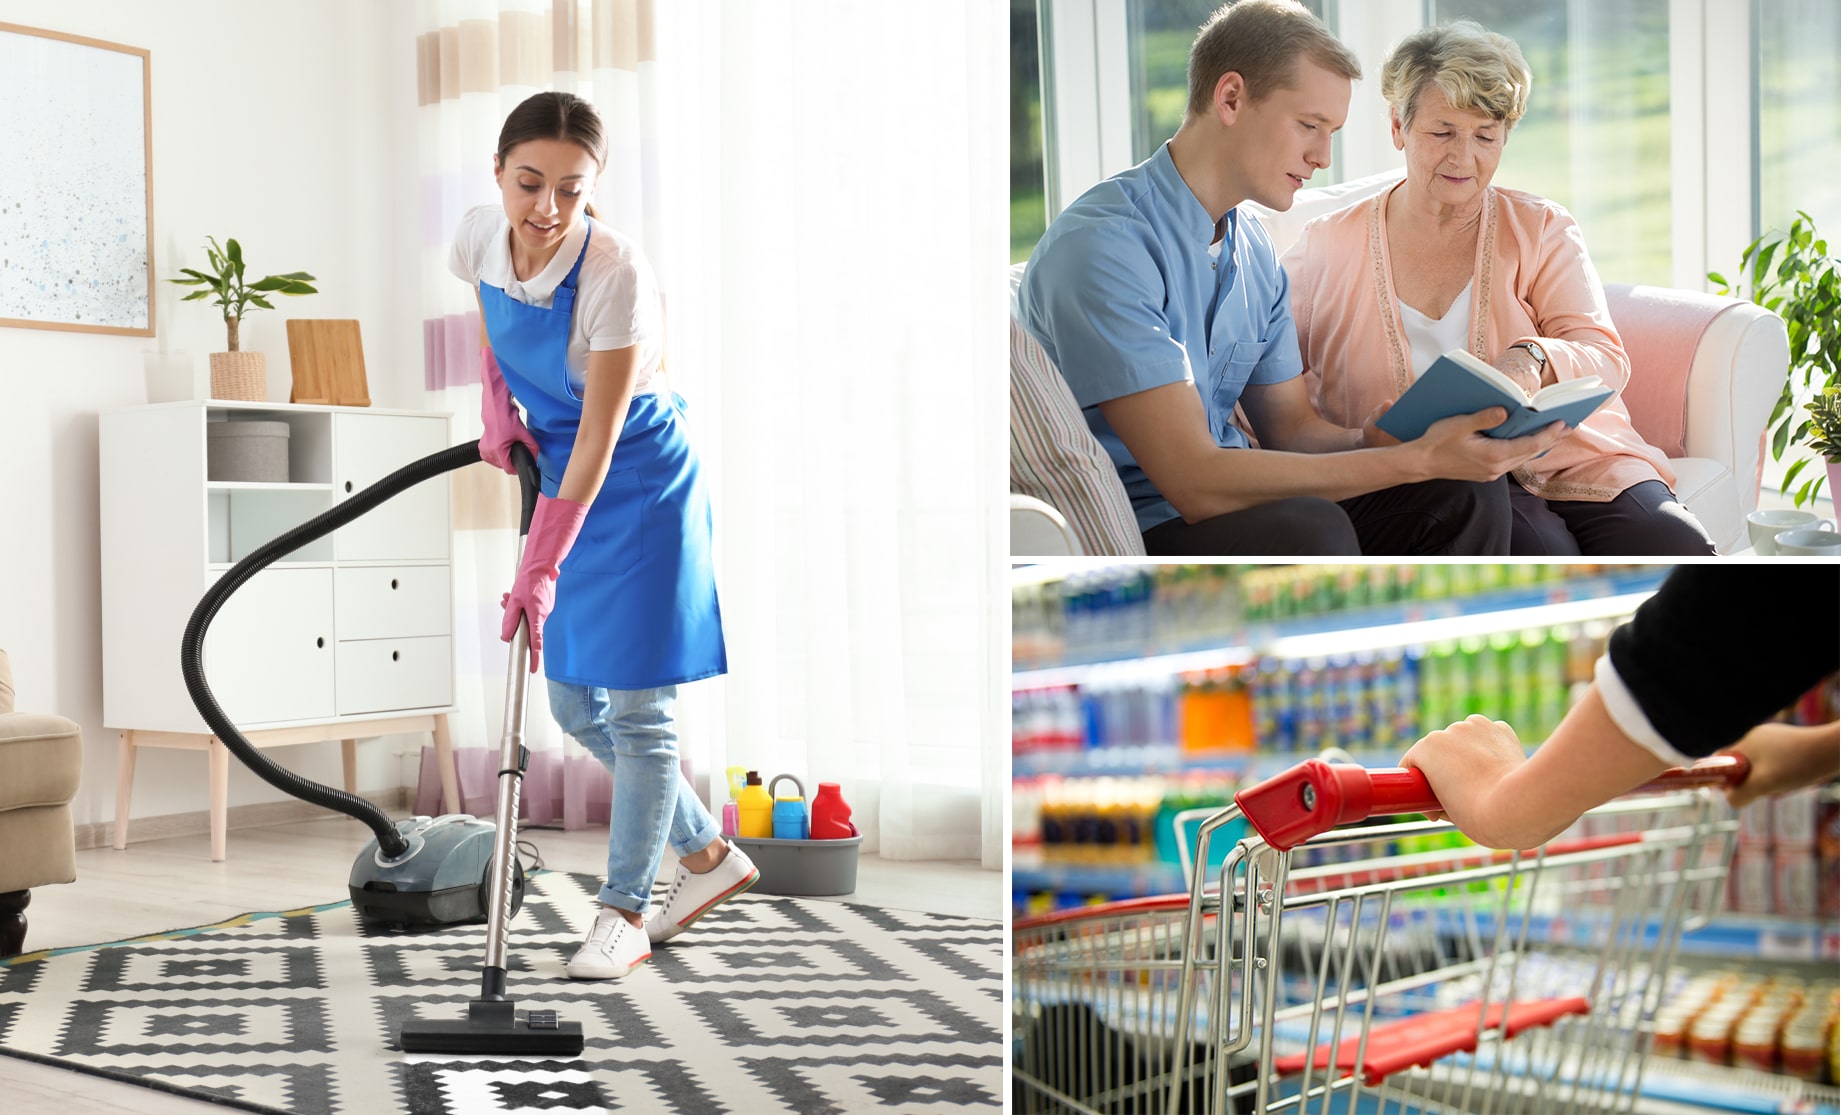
[449,91,756,980]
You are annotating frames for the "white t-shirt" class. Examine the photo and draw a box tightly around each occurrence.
[448,203,664,397]
[1397,279,1474,381]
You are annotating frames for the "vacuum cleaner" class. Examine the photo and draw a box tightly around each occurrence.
[181,439,585,1056]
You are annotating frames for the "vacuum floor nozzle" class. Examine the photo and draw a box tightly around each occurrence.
[399,1008,585,1056]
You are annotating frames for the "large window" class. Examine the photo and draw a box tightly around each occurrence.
[1432,0,1672,286]
[1127,0,1328,166]
[1013,0,1832,302]
[1757,0,1841,240]
[1012,0,1047,263]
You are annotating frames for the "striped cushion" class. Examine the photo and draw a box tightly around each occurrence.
[1009,316,1146,556]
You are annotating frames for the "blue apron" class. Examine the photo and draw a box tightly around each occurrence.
[478,218,726,690]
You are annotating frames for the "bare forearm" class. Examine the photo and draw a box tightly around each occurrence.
[1171,443,1426,520]
[556,426,618,503]
[1257,413,1366,455]
[1485,688,1670,848]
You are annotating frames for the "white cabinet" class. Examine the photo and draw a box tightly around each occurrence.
[100,401,457,735]
[101,400,466,861]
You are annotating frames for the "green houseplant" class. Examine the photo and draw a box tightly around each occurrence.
[169,236,317,401]
[1806,386,1841,503]
[1710,211,1841,507]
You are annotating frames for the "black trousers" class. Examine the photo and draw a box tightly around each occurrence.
[1508,479,1718,556]
[1142,477,1510,556]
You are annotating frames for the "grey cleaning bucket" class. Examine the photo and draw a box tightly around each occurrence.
[207,420,291,483]
[732,824,862,896]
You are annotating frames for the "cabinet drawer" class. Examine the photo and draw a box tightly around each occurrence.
[335,566,451,640]
[335,636,453,716]
[204,568,335,725]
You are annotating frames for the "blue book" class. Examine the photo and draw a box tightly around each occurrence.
[1375,349,1614,443]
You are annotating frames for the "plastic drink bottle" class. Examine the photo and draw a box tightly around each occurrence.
[738,771,774,838]
[810,782,853,839]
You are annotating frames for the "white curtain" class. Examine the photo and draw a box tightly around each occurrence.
[414,0,1007,867]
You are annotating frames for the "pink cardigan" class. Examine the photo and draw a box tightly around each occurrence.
[1280,182,1675,502]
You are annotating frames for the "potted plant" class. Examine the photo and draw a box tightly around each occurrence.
[1710,211,1840,507]
[1806,386,1841,503]
[169,237,317,401]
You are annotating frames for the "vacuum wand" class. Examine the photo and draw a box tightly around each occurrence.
[399,444,584,1056]
[482,609,530,984]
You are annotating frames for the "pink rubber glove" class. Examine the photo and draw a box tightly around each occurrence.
[500,494,589,673]
[479,345,539,475]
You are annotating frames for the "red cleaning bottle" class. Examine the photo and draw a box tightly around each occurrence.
[810,782,853,839]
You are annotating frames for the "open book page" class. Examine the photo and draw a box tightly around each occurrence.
[1443,349,1604,411]
[1529,376,1607,410]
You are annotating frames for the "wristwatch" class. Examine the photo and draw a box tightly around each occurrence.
[1512,341,1549,375]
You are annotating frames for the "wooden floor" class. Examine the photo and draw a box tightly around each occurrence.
[2,814,1004,1113]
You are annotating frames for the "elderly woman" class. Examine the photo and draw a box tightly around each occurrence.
[1281,22,1714,555]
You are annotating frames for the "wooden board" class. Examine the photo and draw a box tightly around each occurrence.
[286,319,370,406]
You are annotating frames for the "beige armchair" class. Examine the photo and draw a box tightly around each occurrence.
[0,649,83,956]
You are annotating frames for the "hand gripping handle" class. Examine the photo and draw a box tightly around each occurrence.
[1236,754,1752,852]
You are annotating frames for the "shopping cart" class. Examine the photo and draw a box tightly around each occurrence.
[1012,754,1750,1114]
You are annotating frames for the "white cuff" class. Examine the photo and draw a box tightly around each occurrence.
[1593,653,1693,767]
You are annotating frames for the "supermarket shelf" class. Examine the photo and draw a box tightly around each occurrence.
[1012,746,1421,780]
[1010,855,1184,900]
[1679,913,1840,961]
[1431,908,1839,962]
[1013,568,1666,686]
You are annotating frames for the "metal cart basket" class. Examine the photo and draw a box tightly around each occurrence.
[1012,755,1750,1114]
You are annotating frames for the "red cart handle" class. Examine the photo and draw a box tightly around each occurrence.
[1236,754,1750,852]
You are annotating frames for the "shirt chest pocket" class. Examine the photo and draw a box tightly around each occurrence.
[1207,339,1268,435]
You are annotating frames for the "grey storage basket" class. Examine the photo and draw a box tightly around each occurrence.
[207,419,291,483]
[732,823,862,896]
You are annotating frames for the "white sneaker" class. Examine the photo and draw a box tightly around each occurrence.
[644,842,760,944]
[565,906,651,980]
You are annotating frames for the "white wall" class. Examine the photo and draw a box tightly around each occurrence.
[0,1,427,832]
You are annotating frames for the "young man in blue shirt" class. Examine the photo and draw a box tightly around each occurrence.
[1017,0,1569,555]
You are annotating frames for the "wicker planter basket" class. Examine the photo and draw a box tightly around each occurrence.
[209,351,267,402]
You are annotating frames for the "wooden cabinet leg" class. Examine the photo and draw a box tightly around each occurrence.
[0,890,28,958]
[208,737,230,862]
[113,730,138,850]
[432,713,461,815]
[341,738,359,799]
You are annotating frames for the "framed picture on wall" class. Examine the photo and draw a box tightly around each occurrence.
[0,22,154,337]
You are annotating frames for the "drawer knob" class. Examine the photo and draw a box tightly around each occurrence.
[344,480,353,493]
[391,578,399,590]
[316,637,324,649]
[392,650,400,662]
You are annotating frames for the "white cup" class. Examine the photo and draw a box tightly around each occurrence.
[1774,523,1841,556]
[1747,509,1821,555]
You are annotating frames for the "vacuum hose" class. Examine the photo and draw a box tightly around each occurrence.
[180,439,540,861]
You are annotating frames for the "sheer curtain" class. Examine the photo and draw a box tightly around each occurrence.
[413,0,1007,868]
[412,0,664,827]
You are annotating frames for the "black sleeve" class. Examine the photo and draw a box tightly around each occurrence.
[1607,566,1839,758]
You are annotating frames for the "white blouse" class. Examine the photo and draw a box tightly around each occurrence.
[1397,279,1474,381]
[448,204,664,398]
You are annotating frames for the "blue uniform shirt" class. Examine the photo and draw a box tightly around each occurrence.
[1017,142,1304,532]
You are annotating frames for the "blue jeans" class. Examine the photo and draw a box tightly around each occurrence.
[545,681,723,914]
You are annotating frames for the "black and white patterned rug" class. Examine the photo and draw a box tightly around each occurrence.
[0,871,1002,1114]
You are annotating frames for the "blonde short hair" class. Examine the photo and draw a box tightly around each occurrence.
[1186,0,1362,118]
[1381,20,1531,129]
